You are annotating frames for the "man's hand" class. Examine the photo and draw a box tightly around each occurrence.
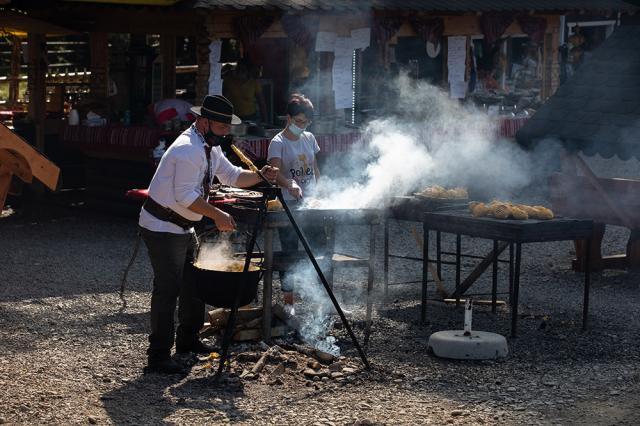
[287,179,303,199]
[212,209,236,231]
[260,165,279,183]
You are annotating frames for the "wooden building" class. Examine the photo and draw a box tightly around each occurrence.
[517,16,640,271]
[1,0,637,212]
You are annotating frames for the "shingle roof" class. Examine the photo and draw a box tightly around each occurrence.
[193,0,639,12]
[517,22,640,160]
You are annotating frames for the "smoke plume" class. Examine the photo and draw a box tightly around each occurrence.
[307,73,535,209]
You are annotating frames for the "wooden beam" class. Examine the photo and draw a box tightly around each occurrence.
[27,7,202,36]
[574,154,635,230]
[9,36,21,107]
[160,34,176,99]
[0,11,79,35]
[27,32,46,152]
[90,32,110,100]
[0,165,12,211]
[451,241,509,298]
[0,149,33,183]
[0,124,60,191]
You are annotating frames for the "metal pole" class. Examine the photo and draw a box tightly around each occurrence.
[421,223,429,323]
[215,195,266,380]
[492,240,498,313]
[276,190,370,368]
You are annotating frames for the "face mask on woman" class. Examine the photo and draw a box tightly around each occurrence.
[288,122,306,137]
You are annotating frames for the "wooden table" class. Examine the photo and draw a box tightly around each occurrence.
[421,211,594,337]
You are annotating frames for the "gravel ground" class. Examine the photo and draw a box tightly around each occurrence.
[2,159,640,425]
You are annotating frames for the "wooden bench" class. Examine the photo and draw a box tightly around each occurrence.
[0,123,59,210]
[550,172,640,270]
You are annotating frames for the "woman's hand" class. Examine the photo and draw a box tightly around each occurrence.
[287,179,303,199]
[212,209,236,231]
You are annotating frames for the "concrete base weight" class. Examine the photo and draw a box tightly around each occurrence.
[427,330,508,360]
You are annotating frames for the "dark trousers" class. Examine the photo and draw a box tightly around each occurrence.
[278,224,328,292]
[141,228,204,360]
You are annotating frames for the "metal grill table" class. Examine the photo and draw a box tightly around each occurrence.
[384,196,470,296]
[249,206,381,341]
[421,211,594,337]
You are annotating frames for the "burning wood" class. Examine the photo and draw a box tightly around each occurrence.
[201,306,293,342]
[210,341,362,384]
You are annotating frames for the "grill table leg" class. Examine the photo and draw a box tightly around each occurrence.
[383,217,389,298]
[583,238,592,331]
[436,231,442,279]
[325,221,336,290]
[455,234,461,306]
[509,243,514,304]
[492,240,498,313]
[421,225,429,323]
[365,224,376,348]
[511,243,522,338]
[262,228,274,342]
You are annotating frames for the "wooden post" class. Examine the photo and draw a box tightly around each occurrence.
[9,36,21,107]
[195,32,211,104]
[542,32,553,100]
[27,33,46,152]
[0,164,12,210]
[89,32,109,100]
[160,34,176,99]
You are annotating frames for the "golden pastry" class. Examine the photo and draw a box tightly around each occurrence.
[532,206,554,220]
[510,206,529,220]
[490,203,511,219]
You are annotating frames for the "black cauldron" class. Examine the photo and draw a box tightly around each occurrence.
[188,262,262,308]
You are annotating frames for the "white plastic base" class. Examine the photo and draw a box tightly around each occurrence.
[427,330,508,360]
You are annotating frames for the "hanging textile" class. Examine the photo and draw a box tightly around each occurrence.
[408,16,444,46]
[281,14,319,51]
[479,12,514,47]
[516,15,548,44]
[372,15,404,48]
[233,14,277,49]
[373,15,404,65]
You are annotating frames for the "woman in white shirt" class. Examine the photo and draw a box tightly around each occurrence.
[267,94,326,311]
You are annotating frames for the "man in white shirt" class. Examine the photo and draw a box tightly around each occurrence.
[139,94,277,374]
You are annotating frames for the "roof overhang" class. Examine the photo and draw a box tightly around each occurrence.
[63,0,180,5]
[0,9,79,34]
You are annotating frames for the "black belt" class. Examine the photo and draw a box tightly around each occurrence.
[143,197,199,230]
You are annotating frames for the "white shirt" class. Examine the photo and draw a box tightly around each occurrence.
[267,130,320,201]
[139,125,243,234]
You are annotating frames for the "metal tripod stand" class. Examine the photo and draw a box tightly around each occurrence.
[215,175,370,380]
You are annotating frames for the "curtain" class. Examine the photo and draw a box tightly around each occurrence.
[372,15,404,48]
[281,14,319,50]
[408,16,444,46]
[233,14,277,49]
[516,15,548,44]
[479,12,514,47]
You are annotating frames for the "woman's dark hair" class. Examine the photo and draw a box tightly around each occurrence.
[286,93,314,118]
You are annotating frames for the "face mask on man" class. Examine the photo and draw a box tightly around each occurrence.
[204,120,227,146]
[288,122,306,137]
